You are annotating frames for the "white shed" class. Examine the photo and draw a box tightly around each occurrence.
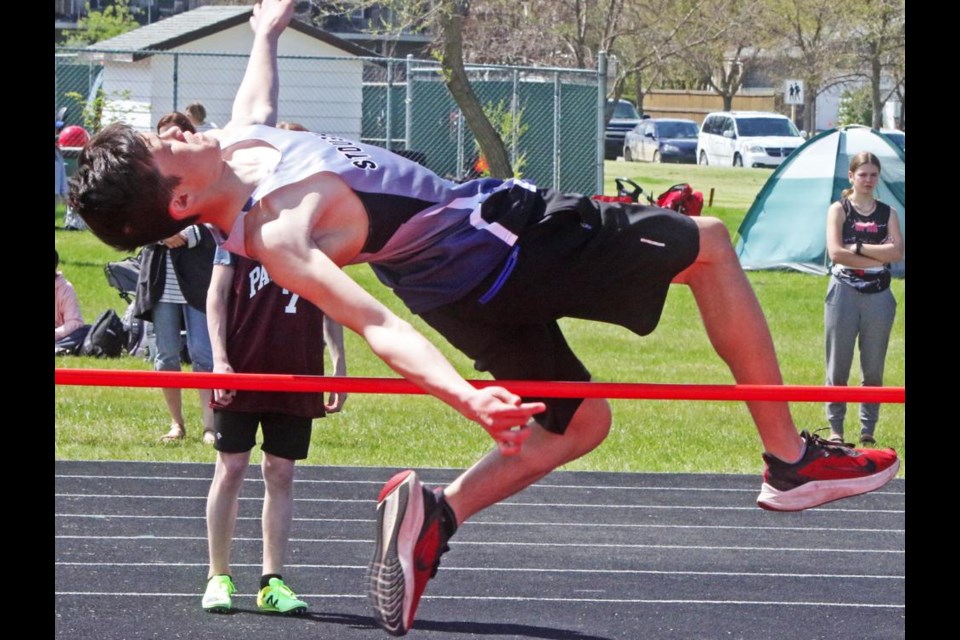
[80,5,376,138]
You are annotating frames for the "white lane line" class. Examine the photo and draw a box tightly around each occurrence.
[54,561,905,580]
[53,513,904,534]
[54,474,905,496]
[51,591,904,608]
[53,534,905,554]
[54,493,905,514]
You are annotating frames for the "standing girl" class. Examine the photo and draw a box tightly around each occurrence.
[824,151,904,445]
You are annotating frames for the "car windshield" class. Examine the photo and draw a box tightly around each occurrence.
[657,121,699,139]
[735,117,800,137]
[608,101,640,119]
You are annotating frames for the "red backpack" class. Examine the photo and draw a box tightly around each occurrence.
[656,183,703,216]
[591,177,652,205]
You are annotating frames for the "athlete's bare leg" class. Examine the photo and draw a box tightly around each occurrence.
[672,216,803,462]
[443,397,611,524]
[206,450,251,577]
[261,453,296,576]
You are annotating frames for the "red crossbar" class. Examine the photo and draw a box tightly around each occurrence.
[54,369,905,403]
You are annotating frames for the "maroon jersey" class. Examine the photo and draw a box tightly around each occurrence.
[216,253,327,417]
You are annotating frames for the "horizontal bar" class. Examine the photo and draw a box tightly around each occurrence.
[54,369,905,403]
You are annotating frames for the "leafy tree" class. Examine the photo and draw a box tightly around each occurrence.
[65,0,140,46]
[317,0,517,178]
[65,88,134,133]
[835,86,872,127]
[459,0,576,67]
[677,0,776,111]
[436,1,516,178]
[473,99,529,177]
[535,1,734,117]
[847,0,904,129]
[763,0,859,133]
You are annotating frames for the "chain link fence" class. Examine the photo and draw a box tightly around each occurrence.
[55,48,604,195]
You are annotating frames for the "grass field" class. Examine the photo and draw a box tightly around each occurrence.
[54,160,905,476]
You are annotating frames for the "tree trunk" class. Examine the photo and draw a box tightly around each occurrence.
[803,88,816,134]
[897,88,904,130]
[633,72,645,115]
[870,52,884,129]
[439,3,513,179]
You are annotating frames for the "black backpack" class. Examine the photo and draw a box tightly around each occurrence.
[120,301,147,356]
[104,252,148,357]
[80,309,126,358]
[104,253,142,303]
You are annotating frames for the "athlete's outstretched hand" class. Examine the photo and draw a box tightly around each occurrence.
[464,387,545,456]
[250,0,295,36]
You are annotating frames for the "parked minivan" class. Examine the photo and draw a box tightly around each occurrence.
[696,111,805,168]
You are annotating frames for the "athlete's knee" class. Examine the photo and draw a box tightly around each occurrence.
[262,454,295,489]
[675,217,740,285]
[565,399,612,453]
[693,217,736,260]
[216,453,248,487]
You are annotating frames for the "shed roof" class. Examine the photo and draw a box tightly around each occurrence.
[84,5,377,62]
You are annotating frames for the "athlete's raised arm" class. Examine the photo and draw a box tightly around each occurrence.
[227,0,294,130]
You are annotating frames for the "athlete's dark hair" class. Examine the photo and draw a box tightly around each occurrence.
[68,123,197,252]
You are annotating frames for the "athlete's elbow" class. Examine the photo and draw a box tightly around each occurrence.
[253,105,277,127]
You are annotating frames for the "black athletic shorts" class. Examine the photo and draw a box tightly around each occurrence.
[420,189,700,435]
[212,410,314,460]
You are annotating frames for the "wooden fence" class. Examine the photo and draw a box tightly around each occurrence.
[641,89,777,123]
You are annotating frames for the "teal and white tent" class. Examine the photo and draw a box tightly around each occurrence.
[735,125,905,277]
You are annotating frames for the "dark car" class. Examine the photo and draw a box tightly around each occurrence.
[604,99,643,160]
[623,118,699,164]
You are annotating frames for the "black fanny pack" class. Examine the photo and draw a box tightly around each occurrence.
[834,267,891,294]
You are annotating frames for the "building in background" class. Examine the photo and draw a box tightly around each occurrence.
[72,4,374,136]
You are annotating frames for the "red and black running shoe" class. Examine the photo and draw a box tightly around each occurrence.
[757,430,900,511]
[367,470,452,636]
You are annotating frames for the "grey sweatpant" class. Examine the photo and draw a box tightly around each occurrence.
[824,276,897,437]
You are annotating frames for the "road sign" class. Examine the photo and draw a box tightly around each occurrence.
[785,80,804,105]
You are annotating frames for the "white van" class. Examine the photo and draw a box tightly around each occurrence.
[696,111,805,168]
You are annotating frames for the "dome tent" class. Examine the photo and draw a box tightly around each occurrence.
[735,125,905,277]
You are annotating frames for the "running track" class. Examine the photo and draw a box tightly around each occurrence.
[55,461,905,639]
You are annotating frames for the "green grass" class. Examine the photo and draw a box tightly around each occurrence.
[603,158,774,232]
[54,161,905,477]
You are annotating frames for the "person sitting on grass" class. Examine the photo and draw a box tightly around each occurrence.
[55,248,90,354]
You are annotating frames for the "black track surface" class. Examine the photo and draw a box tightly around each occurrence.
[55,461,905,639]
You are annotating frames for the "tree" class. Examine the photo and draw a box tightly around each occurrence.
[437,2,514,178]
[460,0,576,67]
[65,0,140,46]
[599,0,735,115]
[317,0,517,178]
[677,0,776,111]
[835,86,872,126]
[847,0,904,129]
[763,0,858,133]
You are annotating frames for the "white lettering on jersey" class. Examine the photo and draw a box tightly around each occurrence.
[247,265,267,298]
[246,264,299,313]
[281,290,300,314]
